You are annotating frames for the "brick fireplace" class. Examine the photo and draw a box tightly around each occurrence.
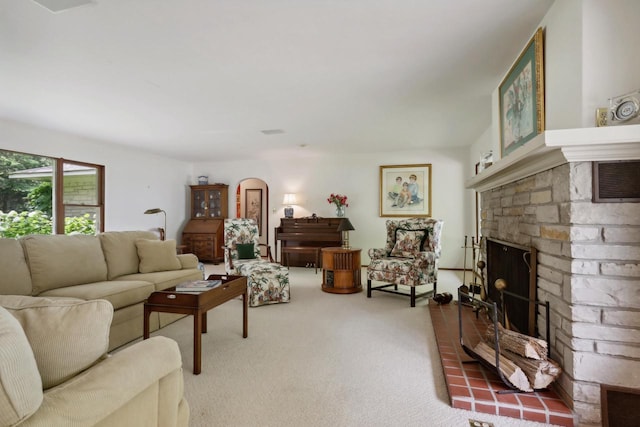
[466,125,640,426]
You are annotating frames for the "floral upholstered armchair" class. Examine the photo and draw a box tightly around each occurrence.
[223,218,290,307]
[366,218,443,307]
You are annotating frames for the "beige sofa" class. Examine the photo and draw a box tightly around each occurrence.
[0,295,189,427]
[0,231,203,350]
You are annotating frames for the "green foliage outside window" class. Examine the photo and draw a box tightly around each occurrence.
[26,182,53,216]
[64,214,96,235]
[0,210,95,238]
[0,152,51,213]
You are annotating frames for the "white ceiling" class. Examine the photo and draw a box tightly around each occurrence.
[0,0,554,162]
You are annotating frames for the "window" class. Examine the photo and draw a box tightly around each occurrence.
[0,150,105,237]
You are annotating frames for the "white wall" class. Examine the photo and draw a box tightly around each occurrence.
[1,117,473,268]
[537,0,639,130]
[195,147,471,268]
[475,0,640,167]
[0,118,193,240]
[4,1,636,271]
[467,125,493,241]
[540,0,584,130]
[581,0,640,125]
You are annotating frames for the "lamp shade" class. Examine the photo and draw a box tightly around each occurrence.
[282,193,297,205]
[337,218,355,231]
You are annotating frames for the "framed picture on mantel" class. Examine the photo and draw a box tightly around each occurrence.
[499,27,545,158]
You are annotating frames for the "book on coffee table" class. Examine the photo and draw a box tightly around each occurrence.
[175,279,223,292]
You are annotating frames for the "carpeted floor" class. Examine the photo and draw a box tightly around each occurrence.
[143,265,554,427]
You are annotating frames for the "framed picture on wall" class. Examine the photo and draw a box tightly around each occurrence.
[499,27,544,158]
[245,189,263,236]
[379,164,432,217]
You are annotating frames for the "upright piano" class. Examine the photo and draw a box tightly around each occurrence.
[274,217,343,267]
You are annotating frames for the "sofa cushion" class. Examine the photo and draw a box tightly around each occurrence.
[39,280,155,311]
[0,238,32,295]
[136,239,182,273]
[0,295,113,390]
[21,234,108,295]
[0,306,43,426]
[100,230,158,280]
[115,268,204,291]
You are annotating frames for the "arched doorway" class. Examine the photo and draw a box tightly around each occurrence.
[236,178,269,253]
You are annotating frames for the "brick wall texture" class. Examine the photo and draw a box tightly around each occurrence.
[480,162,640,426]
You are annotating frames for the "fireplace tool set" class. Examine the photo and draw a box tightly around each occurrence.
[458,235,487,309]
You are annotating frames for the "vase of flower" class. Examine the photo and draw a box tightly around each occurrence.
[327,193,349,218]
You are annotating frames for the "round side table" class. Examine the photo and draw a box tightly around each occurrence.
[321,247,362,294]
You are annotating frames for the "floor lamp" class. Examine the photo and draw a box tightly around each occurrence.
[144,208,166,240]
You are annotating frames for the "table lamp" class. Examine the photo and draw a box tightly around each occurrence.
[283,193,297,218]
[337,218,355,249]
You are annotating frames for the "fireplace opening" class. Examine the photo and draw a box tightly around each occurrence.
[601,384,640,427]
[486,238,538,336]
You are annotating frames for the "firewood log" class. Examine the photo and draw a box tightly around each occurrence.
[486,322,548,360]
[472,341,533,392]
[501,350,561,389]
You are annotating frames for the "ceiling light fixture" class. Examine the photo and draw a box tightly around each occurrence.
[260,129,285,135]
[31,0,94,13]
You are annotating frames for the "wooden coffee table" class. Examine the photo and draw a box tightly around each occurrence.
[143,274,248,374]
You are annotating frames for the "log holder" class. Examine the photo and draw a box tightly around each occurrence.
[457,289,551,394]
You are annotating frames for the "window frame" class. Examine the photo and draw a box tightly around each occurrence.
[1,149,105,234]
[55,158,105,234]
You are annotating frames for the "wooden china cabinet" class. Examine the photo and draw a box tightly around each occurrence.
[181,184,228,264]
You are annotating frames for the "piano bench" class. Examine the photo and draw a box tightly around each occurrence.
[282,247,321,273]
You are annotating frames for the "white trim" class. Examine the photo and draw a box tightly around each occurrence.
[466,125,640,192]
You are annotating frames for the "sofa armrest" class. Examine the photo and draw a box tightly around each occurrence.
[177,253,199,269]
[21,337,188,427]
[413,251,439,281]
[222,246,235,271]
[257,243,275,263]
[413,250,437,265]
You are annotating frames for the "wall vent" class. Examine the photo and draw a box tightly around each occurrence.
[593,160,640,203]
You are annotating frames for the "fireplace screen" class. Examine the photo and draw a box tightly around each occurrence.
[486,238,537,336]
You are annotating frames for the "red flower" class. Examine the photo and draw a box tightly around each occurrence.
[327,193,348,207]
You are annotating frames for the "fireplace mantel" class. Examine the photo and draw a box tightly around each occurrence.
[466,124,640,192]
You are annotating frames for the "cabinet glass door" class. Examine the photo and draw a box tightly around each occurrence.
[208,189,222,217]
[193,189,206,218]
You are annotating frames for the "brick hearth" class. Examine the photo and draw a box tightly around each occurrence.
[429,301,574,426]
